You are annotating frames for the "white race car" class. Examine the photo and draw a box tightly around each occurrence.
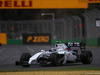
[15,42,93,67]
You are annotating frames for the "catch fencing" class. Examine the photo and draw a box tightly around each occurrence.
[0,9,100,41]
[0,18,82,40]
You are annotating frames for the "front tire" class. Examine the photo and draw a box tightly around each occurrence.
[81,51,93,64]
[20,53,31,67]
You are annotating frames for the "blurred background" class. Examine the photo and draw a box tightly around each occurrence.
[0,3,100,46]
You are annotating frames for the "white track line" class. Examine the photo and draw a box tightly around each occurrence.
[0,48,6,53]
[26,46,34,52]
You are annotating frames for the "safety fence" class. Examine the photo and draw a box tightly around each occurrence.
[0,9,100,46]
[0,16,83,40]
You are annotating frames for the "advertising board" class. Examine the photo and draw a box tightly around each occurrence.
[22,33,51,44]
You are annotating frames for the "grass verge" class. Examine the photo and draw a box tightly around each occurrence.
[0,67,100,72]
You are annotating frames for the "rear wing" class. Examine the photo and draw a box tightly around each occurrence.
[65,42,86,50]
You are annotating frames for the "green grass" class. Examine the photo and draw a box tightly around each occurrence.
[0,67,100,72]
[87,45,100,47]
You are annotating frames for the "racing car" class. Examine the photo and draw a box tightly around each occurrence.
[15,41,93,67]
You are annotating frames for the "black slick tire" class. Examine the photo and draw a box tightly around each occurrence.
[81,51,93,64]
[20,53,31,67]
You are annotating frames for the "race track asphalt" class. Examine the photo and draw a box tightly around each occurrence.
[0,45,100,70]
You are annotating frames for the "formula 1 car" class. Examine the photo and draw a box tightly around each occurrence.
[15,42,93,67]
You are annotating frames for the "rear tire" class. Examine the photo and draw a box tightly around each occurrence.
[20,53,31,67]
[81,51,93,64]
